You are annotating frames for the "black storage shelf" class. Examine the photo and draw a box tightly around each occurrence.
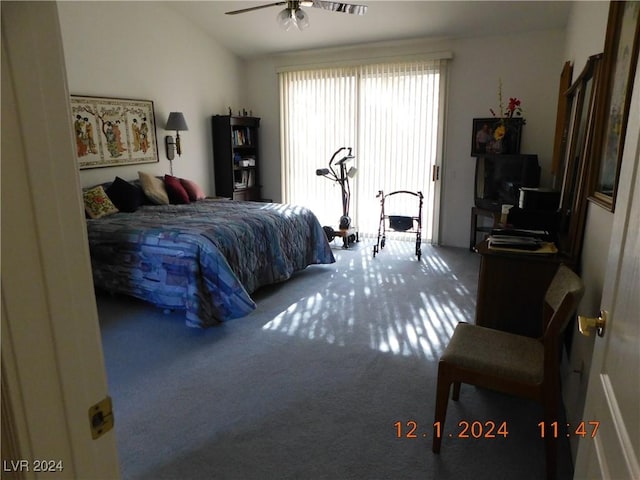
[211,115,261,201]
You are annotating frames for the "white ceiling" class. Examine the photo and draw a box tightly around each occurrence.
[164,1,572,59]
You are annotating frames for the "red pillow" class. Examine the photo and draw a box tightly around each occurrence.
[164,175,190,204]
[180,177,206,201]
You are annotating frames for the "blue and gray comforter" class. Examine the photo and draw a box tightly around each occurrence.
[87,200,335,327]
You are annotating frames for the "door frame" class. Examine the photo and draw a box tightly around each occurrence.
[1,2,120,477]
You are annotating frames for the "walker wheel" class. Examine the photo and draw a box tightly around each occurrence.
[323,226,335,242]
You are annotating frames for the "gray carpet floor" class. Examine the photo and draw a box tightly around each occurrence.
[97,239,573,479]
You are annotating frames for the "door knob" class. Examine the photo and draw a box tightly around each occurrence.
[578,310,607,337]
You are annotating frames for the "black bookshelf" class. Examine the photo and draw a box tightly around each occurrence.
[211,115,261,201]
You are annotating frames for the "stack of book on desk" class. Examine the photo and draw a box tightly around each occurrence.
[487,229,558,254]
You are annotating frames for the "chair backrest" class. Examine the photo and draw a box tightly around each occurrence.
[543,264,585,337]
[541,265,585,372]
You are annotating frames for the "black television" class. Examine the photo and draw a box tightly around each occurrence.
[474,154,540,211]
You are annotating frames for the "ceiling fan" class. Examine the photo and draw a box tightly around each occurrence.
[226,1,368,31]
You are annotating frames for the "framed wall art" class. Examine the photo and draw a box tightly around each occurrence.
[70,95,159,169]
[590,1,640,210]
[471,117,523,156]
[556,54,603,265]
[550,61,573,179]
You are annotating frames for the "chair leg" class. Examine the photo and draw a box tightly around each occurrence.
[544,434,557,480]
[432,365,451,454]
[543,382,560,480]
[452,381,461,401]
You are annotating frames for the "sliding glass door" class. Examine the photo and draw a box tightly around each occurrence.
[280,59,447,242]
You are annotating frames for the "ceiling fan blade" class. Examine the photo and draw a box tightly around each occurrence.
[311,0,367,15]
[225,2,287,15]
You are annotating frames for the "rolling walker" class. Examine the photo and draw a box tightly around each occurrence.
[372,190,423,260]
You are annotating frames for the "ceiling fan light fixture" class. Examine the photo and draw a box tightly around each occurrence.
[294,8,310,30]
[226,0,367,30]
[276,5,310,31]
[276,8,295,30]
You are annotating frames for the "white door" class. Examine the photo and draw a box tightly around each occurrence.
[573,64,640,478]
[1,3,120,478]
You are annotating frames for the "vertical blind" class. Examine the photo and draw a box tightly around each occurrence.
[280,59,447,241]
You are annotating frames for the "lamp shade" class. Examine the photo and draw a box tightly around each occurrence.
[166,112,188,131]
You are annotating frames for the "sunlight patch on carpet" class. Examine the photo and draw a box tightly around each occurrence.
[261,243,474,360]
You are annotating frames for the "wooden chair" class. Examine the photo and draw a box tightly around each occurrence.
[432,264,584,480]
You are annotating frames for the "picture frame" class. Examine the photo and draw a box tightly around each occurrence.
[70,95,159,169]
[471,117,523,156]
[556,54,603,265]
[550,61,573,178]
[589,1,640,211]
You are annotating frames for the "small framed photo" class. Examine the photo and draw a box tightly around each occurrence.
[471,117,523,156]
[70,95,159,169]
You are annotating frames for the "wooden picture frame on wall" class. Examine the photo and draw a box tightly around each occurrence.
[556,54,603,265]
[471,117,523,156]
[70,95,159,169]
[550,61,573,182]
[589,1,640,211]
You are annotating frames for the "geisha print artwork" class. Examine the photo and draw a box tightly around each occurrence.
[70,96,158,169]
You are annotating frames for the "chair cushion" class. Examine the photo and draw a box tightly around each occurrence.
[441,323,544,384]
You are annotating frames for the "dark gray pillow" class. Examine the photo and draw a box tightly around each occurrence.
[105,176,145,212]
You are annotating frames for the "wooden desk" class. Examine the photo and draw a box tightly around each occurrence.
[475,240,567,337]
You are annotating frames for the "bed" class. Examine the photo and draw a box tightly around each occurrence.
[86,198,335,328]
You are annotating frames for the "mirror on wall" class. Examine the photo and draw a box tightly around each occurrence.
[556,54,603,265]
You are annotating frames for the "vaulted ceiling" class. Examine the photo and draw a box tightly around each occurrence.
[165,1,572,58]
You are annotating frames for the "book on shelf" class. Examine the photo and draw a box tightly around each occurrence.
[233,128,253,146]
[235,170,254,189]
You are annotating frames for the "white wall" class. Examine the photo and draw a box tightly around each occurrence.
[57,1,245,194]
[442,30,564,246]
[245,29,565,247]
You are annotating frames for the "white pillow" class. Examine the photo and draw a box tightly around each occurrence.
[138,171,169,205]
